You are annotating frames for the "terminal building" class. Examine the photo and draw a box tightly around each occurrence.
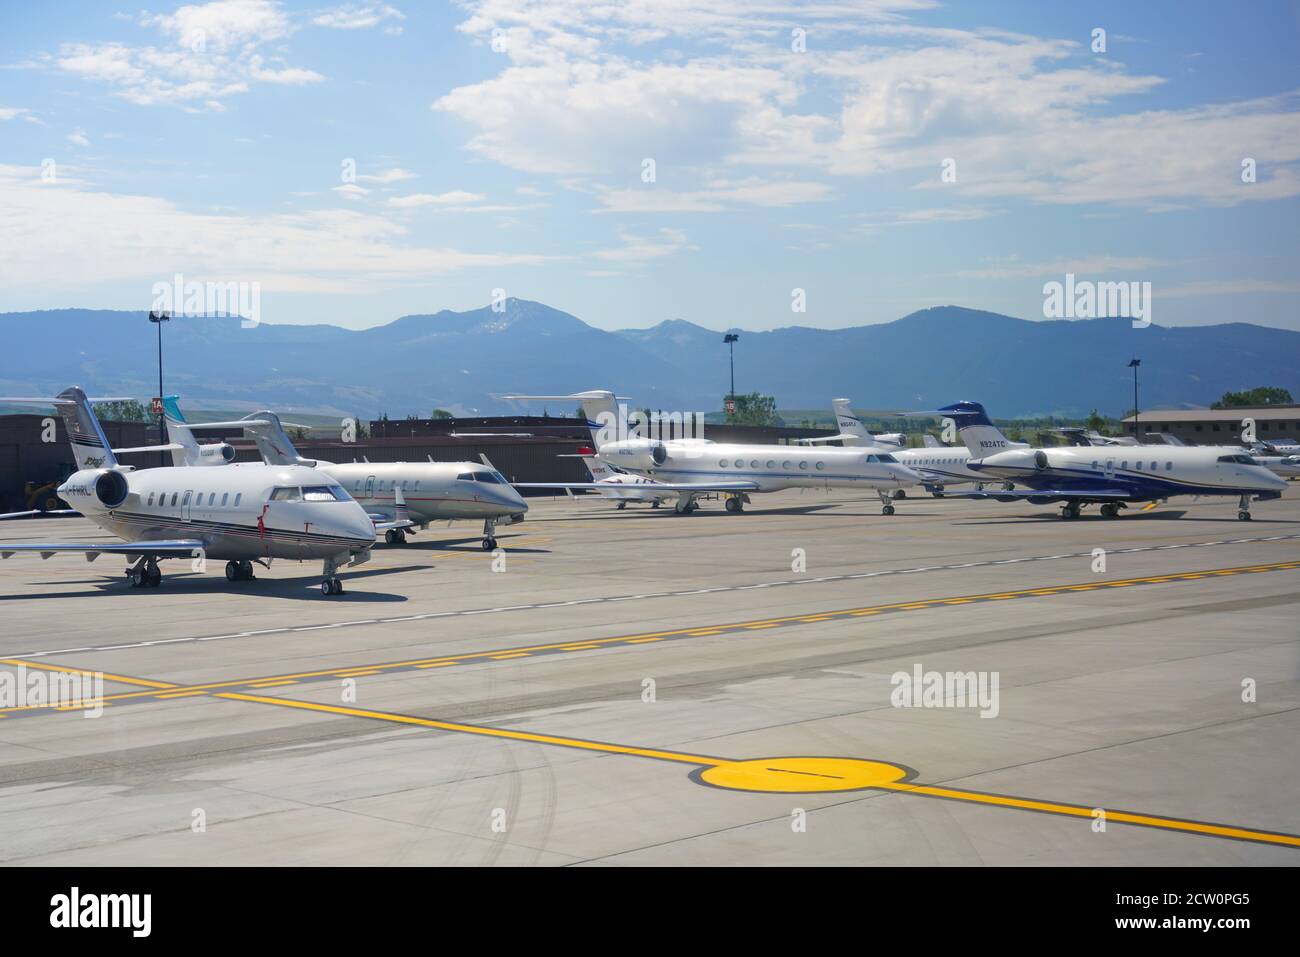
[1122,406,1300,445]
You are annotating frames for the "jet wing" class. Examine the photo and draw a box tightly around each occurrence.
[512,481,760,492]
[944,488,1133,503]
[0,509,81,519]
[0,540,206,561]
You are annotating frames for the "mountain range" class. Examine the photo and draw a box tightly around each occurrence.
[1,300,1296,419]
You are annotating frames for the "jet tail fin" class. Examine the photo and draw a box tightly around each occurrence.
[0,387,121,470]
[241,411,316,467]
[502,390,625,450]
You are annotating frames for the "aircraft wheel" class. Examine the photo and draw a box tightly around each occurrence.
[130,566,146,588]
[725,497,741,513]
[385,529,398,545]
[239,560,255,580]
[651,500,661,509]
[147,566,162,587]
[894,490,907,500]
[333,578,344,594]
[321,580,331,595]
[931,490,945,498]
[882,504,895,516]
[616,501,627,510]
[1238,510,1252,521]
[225,561,238,582]
[482,537,497,551]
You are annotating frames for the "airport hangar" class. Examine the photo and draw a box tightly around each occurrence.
[1122,405,1300,445]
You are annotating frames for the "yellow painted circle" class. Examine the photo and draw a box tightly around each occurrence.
[696,757,909,793]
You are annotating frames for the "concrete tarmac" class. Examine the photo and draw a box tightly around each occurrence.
[1,487,1298,865]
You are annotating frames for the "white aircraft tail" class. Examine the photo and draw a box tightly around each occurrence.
[0,386,122,470]
[502,390,626,451]
[830,398,904,449]
[240,411,317,467]
[936,401,1021,457]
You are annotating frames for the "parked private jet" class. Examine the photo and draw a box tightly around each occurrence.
[934,400,1287,520]
[568,448,677,508]
[164,405,528,550]
[504,391,920,514]
[0,388,392,594]
[795,399,905,449]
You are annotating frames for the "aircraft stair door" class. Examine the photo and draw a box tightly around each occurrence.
[364,475,376,502]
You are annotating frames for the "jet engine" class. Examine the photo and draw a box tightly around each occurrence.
[94,469,130,508]
[602,439,669,471]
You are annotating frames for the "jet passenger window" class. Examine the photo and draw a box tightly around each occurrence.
[234,493,242,506]
[170,493,178,507]
[147,493,154,506]
[221,493,228,506]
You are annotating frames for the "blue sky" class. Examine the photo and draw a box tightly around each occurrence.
[1,0,1298,332]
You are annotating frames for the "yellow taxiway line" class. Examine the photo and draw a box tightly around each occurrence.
[3,558,1298,716]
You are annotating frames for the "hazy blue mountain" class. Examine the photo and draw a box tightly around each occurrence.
[0,301,1295,419]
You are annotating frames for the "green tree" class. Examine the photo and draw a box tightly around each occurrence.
[96,399,150,423]
[1086,409,1106,433]
[1211,387,1294,409]
[726,392,783,427]
[430,409,453,419]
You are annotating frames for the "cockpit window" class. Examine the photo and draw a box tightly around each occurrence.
[270,486,301,501]
[877,454,897,463]
[302,485,346,502]
[473,471,504,484]
[456,472,475,481]
[866,455,878,463]
[1217,454,1258,465]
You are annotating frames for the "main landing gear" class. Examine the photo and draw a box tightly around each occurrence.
[724,493,750,513]
[385,528,407,545]
[224,559,256,581]
[877,490,897,516]
[674,495,700,515]
[1060,502,1082,520]
[1238,494,1253,521]
[320,555,344,596]
[1099,503,1125,519]
[126,557,162,588]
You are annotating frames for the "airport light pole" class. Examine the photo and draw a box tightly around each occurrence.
[149,310,169,466]
[723,333,739,415]
[1128,358,1141,443]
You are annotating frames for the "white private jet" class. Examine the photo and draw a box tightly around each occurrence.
[503,391,920,515]
[565,448,676,509]
[164,405,528,550]
[0,387,389,594]
[934,400,1287,520]
[795,399,905,449]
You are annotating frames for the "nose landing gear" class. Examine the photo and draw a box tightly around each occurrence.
[877,490,897,516]
[1237,494,1253,521]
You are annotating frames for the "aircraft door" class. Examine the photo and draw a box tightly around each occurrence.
[1103,458,1115,480]
[364,475,376,500]
[181,490,193,521]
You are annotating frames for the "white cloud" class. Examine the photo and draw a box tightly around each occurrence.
[67,129,90,147]
[594,227,695,263]
[52,1,322,109]
[0,163,559,295]
[436,2,1300,212]
[313,4,406,31]
[387,191,486,208]
[595,179,833,213]
[958,255,1170,280]
[0,106,29,120]
[356,167,417,183]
